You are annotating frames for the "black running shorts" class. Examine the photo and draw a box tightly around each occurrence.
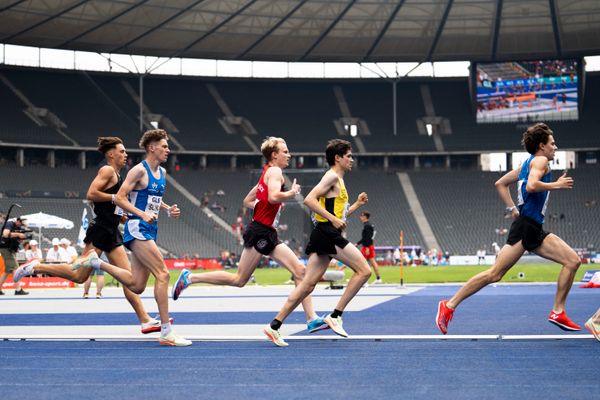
[242,221,280,256]
[305,222,349,256]
[84,220,123,253]
[506,216,550,252]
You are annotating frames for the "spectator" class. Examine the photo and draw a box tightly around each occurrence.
[25,239,43,261]
[393,247,401,265]
[46,238,69,263]
[492,242,502,259]
[60,238,78,263]
[477,247,486,265]
[231,216,245,245]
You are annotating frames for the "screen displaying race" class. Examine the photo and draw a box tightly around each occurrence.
[475,59,579,123]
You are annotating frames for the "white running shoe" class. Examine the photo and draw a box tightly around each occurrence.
[159,331,192,347]
[324,314,349,338]
[13,259,40,282]
[72,251,100,271]
[263,326,288,347]
[141,316,174,334]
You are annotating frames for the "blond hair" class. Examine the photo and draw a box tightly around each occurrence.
[260,137,285,161]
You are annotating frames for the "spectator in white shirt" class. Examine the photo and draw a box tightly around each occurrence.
[46,238,69,263]
[25,239,43,261]
[60,238,78,262]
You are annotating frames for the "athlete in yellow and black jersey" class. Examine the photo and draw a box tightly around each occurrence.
[312,176,349,224]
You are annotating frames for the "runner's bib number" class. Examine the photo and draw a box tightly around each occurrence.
[145,195,162,215]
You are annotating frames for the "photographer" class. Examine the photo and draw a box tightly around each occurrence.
[0,217,30,295]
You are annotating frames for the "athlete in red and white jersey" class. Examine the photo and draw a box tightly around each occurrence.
[252,163,284,228]
[172,137,328,336]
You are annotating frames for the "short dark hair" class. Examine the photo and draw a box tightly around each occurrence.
[97,137,123,154]
[361,211,370,219]
[139,129,168,150]
[521,123,553,154]
[325,139,352,166]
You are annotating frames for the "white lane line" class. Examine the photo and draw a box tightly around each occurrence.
[1,333,593,341]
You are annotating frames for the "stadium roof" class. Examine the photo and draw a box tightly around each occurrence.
[1,0,600,63]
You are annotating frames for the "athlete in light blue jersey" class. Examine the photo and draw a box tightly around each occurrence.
[437,123,581,334]
[73,129,191,347]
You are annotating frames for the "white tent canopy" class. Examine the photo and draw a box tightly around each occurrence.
[20,212,74,244]
[21,212,74,229]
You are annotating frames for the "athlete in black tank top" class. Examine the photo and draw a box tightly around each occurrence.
[90,172,123,229]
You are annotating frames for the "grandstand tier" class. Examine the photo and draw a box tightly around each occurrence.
[2,66,599,153]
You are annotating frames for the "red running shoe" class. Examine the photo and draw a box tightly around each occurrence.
[436,300,454,335]
[548,310,581,331]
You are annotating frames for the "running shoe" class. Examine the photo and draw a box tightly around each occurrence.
[307,316,330,333]
[373,278,383,284]
[159,331,192,347]
[172,269,191,300]
[324,314,348,338]
[548,310,581,331]
[579,282,600,288]
[436,300,454,335]
[263,326,288,347]
[141,316,174,334]
[72,251,100,271]
[96,293,103,299]
[14,289,29,295]
[584,318,600,342]
[83,293,89,299]
[13,259,39,282]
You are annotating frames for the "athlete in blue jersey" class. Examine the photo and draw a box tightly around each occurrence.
[437,123,581,334]
[73,129,191,346]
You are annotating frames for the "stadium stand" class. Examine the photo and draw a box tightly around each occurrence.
[408,170,515,255]
[215,80,340,152]
[408,167,600,255]
[2,66,599,153]
[0,71,68,146]
[341,81,436,152]
[138,77,252,151]
[1,68,140,147]
[159,187,242,259]
[344,170,425,248]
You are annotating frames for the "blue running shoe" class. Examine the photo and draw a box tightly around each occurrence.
[172,269,191,300]
[307,315,330,333]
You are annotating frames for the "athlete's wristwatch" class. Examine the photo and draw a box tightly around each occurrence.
[505,206,516,213]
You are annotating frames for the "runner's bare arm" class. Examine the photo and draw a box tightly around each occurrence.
[86,166,115,202]
[243,185,259,209]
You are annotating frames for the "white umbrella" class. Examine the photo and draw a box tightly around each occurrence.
[20,212,74,244]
